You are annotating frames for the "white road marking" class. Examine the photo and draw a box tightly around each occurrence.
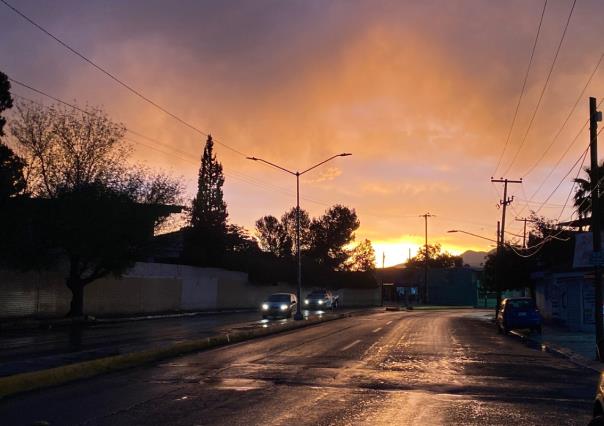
[341,339,362,351]
[372,327,382,333]
[386,320,393,325]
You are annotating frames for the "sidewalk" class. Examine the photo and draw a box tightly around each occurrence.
[514,323,603,373]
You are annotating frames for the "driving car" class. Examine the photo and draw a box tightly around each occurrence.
[496,297,542,334]
[304,289,339,310]
[261,293,298,319]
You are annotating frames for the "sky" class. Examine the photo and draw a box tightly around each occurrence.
[1,0,603,266]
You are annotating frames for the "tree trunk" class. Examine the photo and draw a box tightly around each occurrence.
[66,276,84,318]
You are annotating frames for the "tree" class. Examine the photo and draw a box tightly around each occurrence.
[255,215,291,258]
[0,143,26,201]
[406,243,461,268]
[0,71,12,137]
[11,101,130,197]
[483,246,533,294]
[0,77,26,200]
[574,161,604,225]
[5,101,181,316]
[308,205,360,270]
[281,207,311,254]
[184,135,228,266]
[346,238,376,271]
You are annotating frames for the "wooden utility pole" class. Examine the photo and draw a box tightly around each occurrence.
[491,178,522,312]
[419,213,434,304]
[589,96,604,360]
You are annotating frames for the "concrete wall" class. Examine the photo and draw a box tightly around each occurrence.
[0,262,380,318]
[535,272,593,332]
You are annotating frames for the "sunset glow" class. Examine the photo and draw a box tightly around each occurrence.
[2,0,602,264]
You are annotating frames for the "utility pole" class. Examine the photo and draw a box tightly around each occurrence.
[589,96,604,359]
[515,217,531,248]
[419,213,434,304]
[381,252,385,307]
[491,178,522,313]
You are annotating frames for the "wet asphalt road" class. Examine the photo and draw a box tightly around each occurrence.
[0,309,349,376]
[0,309,599,425]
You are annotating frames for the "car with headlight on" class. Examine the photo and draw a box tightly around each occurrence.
[261,293,298,319]
[304,290,339,310]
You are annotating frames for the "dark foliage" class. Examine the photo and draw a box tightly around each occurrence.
[184,135,228,266]
[406,243,462,269]
[0,71,12,137]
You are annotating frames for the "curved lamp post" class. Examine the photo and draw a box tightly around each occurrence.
[247,153,352,320]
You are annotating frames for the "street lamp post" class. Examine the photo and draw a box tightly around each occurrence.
[247,153,352,320]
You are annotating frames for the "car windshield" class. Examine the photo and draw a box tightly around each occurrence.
[308,292,327,298]
[507,299,535,310]
[267,294,290,303]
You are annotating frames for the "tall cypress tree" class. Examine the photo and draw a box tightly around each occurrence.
[186,135,228,265]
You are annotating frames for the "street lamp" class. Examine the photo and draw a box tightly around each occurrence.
[247,153,352,320]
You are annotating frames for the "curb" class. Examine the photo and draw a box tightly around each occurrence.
[510,330,604,373]
[0,308,383,399]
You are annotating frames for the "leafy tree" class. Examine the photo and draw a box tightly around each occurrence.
[255,215,291,258]
[483,246,533,294]
[0,143,26,201]
[281,207,311,254]
[0,71,12,137]
[308,205,360,270]
[184,135,228,266]
[4,101,181,316]
[406,243,462,268]
[225,224,258,254]
[346,238,376,271]
[573,161,604,225]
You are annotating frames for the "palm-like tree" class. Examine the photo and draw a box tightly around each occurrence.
[573,162,604,223]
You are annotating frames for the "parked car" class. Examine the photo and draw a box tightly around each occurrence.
[496,297,542,334]
[261,293,298,319]
[304,289,339,310]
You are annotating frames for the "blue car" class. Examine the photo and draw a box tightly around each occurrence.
[496,297,542,334]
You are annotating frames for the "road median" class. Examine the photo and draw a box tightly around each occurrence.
[0,308,382,399]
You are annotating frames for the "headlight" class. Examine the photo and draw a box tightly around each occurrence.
[304,299,309,304]
[262,303,269,310]
[318,300,324,305]
[280,304,288,311]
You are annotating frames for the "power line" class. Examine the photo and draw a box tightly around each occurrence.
[533,144,589,215]
[502,0,577,176]
[0,0,248,158]
[523,52,604,178]
[516,98,604,217]
[9,87,336,208]
[493,0,548,176]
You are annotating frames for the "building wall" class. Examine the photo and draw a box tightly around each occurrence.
[427,268,478,306]
[535,272,593,332]
[0,262,380,318]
